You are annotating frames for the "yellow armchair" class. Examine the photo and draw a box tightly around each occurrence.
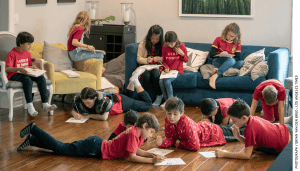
[30,44,103,94]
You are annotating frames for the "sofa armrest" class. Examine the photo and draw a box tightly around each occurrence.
[74,58,103,90]
[44,61,56,92]
[125,43,140,88]
[0,61,8,90]
[267,48,289,86]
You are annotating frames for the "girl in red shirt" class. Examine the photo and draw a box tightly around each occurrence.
[67,11,104,62]
[159,31,188,107]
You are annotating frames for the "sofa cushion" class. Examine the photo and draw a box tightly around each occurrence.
[184,48,209,72]
[251,61,268,81]
[239,48,265,76]
[172,71,198,88]
[215,76,266,91]
[29,43,67,59]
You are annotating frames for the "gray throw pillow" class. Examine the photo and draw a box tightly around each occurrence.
[239,48,265,76]
[251,61,269,81]
[223,68,239,77]
[200,64,216,79]
[43,41,73,72]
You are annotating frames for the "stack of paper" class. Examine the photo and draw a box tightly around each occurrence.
[61,70,80,78]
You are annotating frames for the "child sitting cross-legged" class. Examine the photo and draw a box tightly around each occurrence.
[215,99,293,159]
[17,113,166,164]
[155,97,244,151]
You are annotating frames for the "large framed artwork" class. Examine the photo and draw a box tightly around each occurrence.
[179,0,253,18]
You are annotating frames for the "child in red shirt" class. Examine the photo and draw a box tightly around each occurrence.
[200,98,236,126]
[209,23,243,89]
[17,113,166,164]
[159,31,188,107]
[108,110,140,140]
[67,11,104,62]
[155,97,244,151]
[5,32,56,116]
[250,79,286,124]
[216,99,292,159]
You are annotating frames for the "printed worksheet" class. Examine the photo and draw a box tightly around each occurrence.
[214,53,235,58]
[139,65,162,71]
[155,158,186,166]
[159,70,179,79]
[148,148,174,156]
[199,150,228,158]
[66,117,89,123]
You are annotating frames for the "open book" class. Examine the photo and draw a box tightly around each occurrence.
[23,68,46,77]
[61,70,80,78]
[160,70,179,79]
[214,53,235,58]
[77,48,106,55]
[139,65,162,71]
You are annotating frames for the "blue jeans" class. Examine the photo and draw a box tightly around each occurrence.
[220,124,245,142]
[29,125,103,158]
[159,73,179,101]
[212,58,244,76]
[120,90,152,112]
[68,47,104,62]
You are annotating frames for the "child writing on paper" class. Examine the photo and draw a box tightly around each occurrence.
[17,113,166,164]
[72,76,152,120]
[155,97,244,151]
[67,11,104,62]
[200,98,236,126]
[131,25,164,106]
[209,23,244,89]
[5,32,57,116]
[159,31,188,107]
[215,99,292,159]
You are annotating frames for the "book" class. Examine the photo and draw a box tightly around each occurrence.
[159,70,179,79]
[77,48,106,55]
[139,65,162,71]
[101,77,115,89]
[23,68,46,77]
[147,148,174,156]
[154,158,186,166]
[214,53,235,58]
[61,70,80,78]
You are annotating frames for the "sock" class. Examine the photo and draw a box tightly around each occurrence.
[20,122,35,138]
[132,79,141,89]
[284,115,293,126]
[152,94,163,106]
[17,134,31,151]
[160,101,166,108]
[129,67,146,83]
[26,103,38,116]
[42,103,57,112]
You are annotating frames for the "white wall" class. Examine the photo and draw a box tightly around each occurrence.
[0,0,9,31]
[13,0,292,50]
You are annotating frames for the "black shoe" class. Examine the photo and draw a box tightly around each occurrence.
[20,122,35,138]
[17,134,31,151]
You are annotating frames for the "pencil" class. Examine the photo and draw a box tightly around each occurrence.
[159,62,167,69]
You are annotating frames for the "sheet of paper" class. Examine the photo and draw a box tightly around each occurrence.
[155,158,186,166]
[101,77,115,89]
[66,117,89,123]
[199,150,228,158]
[214,53,235,58]
[139,65,162,71]
[147,148,174,156]
[23,68,46,77]
[159,70,179,79]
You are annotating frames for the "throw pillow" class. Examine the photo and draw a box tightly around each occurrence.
[43,41,73,72]
[183,48,209,72]
[223,68,239,77]
[239,48,265,76]
[251,61,269,81]
[200,64,216,79]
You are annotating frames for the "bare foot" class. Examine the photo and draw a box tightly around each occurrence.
[212,68,218,74]
[209,73,218,89]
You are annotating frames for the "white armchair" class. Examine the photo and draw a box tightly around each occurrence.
[0,32,54,121]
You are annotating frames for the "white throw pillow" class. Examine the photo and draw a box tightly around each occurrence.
[183,48,209,72]
[239,48,265,76]
[251,61,269,81]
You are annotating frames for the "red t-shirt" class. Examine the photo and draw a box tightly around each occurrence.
[113,121,126,135]
[253,79,286,102]
[162,44,188,75]
[68,26,84,51]
[6,48,32,79]
[159,114,226,151]
[109,94,123,115]
[216,98,236,119]
[101,126,144,160]
[244,116,289,152]
[212,37,241,56]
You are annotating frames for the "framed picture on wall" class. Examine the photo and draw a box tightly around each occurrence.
[57,0,76,2]
[26,0,47,4]
[179,0,254,18]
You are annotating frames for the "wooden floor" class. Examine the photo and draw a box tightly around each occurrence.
[0,100,277,171]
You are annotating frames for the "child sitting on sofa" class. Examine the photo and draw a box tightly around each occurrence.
[17,113,166,164]
[200,98,235,126]
[158,31,188,107]
[155,97,244,151]
[215,99,292,159]
[5,31,57,116]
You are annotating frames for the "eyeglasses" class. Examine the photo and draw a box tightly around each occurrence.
[227,32,236,38]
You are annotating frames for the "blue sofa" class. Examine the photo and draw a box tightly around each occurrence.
[125,42,289,108]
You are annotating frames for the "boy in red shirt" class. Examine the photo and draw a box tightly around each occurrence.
[155,97,244,151]
[108,110,140,140]
[5,32,56,116]
[200,98,236,126]
[17,113,165,164]
[250,79,286,124]
[216,99,292,159]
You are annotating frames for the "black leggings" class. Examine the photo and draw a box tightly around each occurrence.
[10,73,48,103]
[139,70,162,97]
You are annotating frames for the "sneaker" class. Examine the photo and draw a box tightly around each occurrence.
[20,122,35,138]
[152,95,163,106]
[17,134,31,151]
